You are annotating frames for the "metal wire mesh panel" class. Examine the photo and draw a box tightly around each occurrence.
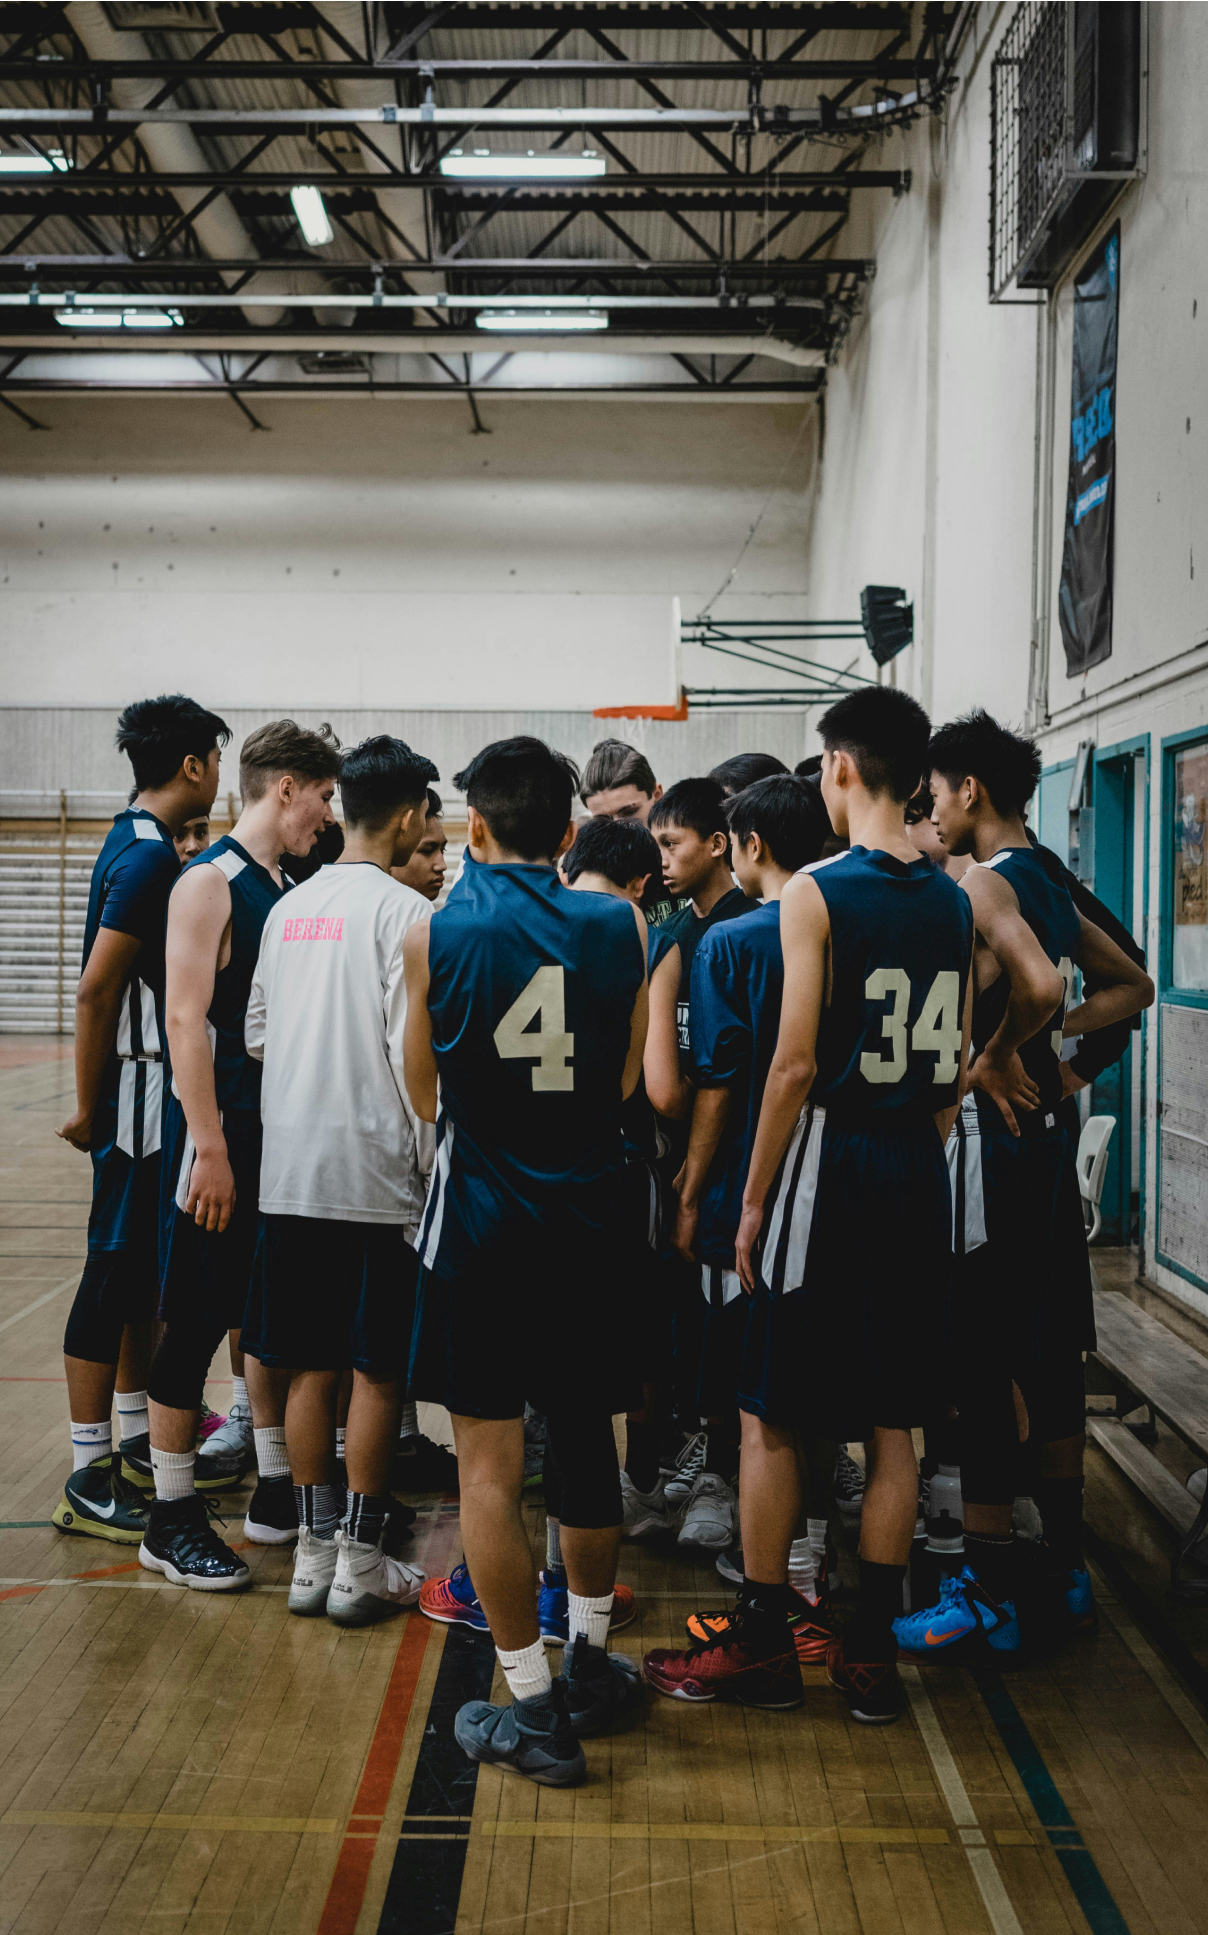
[990,2,1067,299]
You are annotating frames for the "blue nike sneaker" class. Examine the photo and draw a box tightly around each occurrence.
[537,1569,637,1646]
[1064,1566,1098,1632]
[419,1562,489,1632]
[454,1678,587,1787]
[893,1566,1020,1657]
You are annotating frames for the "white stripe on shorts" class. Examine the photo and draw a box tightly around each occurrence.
[759,1102,826,1297]
[116,1059,137,1159]
[701,1264,743,1308]
[946,1093,987,1255]
[420,1118,455,1272]
[142,1061,163,1158]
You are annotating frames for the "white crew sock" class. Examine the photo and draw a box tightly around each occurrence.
[254,1425,290,1481]
[497,1639,552,1704]
[71,1420,112,1470]
[568,1591,613,1651]
[115,1391,148,1444]
[398,1402,418,1441]
[788,1536,817,1598]
[230,1375,249,1413]
[151,1447,195,1502]
[335,1425,347,1461]
[808,1517,829,1565]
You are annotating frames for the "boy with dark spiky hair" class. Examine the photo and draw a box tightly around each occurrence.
[894,711,1152,1660]
[645,687,976,1726]
[404,736,648,1788]
[53,695,228,1548]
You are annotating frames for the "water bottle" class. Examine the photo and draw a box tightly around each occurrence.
[926,1463,964,1554]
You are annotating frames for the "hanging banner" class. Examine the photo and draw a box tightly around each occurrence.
[1058,226,1119,677]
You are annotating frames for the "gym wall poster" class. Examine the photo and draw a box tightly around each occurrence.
[1059,225,1119,679]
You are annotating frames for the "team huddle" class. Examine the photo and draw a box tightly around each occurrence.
[53,687,1153,1787]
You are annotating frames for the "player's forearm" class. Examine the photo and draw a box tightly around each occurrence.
[742,1056,813,1212]
[72,981,123,1121]
[165,1016,224,1152]
[983,975,1063,1061]
[679,1086,732,1203]
[1064,971,1153,1040]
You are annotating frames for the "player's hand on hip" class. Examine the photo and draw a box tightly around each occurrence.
[673,1196,699,1264]
[735,1202,764,1295]
[56,1109,92,1153]
[187,1147,236,1233]
[968,1049,1039,1138]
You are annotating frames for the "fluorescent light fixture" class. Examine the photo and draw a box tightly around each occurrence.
[55,307,184,330]
[441,148,606,180]
[0,149,68,174]
[475,309,609,333]
[290,184,334,247]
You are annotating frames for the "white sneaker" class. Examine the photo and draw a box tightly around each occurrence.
[662,1431,707,1510]
[288,1527,338,1617]
[621,1469,675,1537]
[199,1400,255,1466]
[326,1529,426,1627]
[677,1471,736,1551]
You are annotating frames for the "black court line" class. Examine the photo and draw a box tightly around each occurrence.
[378,1622,496,1935]
[972,1667,1131,1935]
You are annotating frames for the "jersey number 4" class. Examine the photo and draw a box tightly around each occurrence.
[494,965,575,1091]
[860,968,962,1085]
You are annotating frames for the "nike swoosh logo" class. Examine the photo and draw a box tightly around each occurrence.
[90,1498,117,1519]
[923,1628,951,1646]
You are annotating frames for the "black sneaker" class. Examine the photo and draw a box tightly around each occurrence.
[392,1433,459,1494]
[383,1498,418,1554]
[119,1432,155,1492]
[52,1452,150,1545]
[826,1637,902,1726]
[560,1634,644,1737]
[244,1474,298,1545]
[139,1495,251,1591]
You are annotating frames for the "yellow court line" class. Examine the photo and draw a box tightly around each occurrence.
[479,1821,954,1845]
[2,1810,338,1834]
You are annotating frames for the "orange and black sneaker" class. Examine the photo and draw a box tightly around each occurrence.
[643,1617,804,1709]
[686,1585,835,1663]
[825,1636,901,1727]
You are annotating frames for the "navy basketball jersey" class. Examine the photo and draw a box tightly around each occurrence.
[174,836,285,1114]
[691,901,785,1266]
[971,844,1081,1121]
[81,808,178,1247]
[420,863,645,1272]
[807,847,974,1118]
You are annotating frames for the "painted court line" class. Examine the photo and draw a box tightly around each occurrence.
[1095,1580,1208,1763]
[0,1576,290,1593]
[480,1820,957,1845]
[900,1664,1025,1935]
[0,1273,79,1335]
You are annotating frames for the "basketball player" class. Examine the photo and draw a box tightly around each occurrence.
[139,721,341,1590]
[392,787,447,903]
[53,696,228,1544]
[894,712,1152,1657]
[669,776,832,1649]
[708,753,789,795]
[579,739,676,924]
[645,688,975,1725]
[244,735,438,1623]
[405,737,647,1786]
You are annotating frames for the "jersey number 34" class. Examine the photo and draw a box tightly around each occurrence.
[860,968,961,1085]
[494,965,575,1091]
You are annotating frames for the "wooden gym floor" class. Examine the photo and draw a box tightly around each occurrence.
[3,1044,1208,1935]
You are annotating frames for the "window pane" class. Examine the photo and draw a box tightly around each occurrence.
[1172,741,1208,989]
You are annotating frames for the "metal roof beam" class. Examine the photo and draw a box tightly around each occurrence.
[0,169,905,193]
[0,100,935,132]
[0,57,940,82]
[0,255,876,277]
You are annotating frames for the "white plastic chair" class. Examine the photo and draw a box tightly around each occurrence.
[1076,1114,1116,1242]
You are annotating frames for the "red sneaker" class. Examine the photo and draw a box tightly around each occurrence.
[643,1623,803,1708]
[825,1637,901,1726]
[686,1586,835,1662]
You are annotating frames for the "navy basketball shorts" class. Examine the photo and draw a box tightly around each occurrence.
[408,1220,642,1422]
[738,1103,952,1443]
[158,1100,264,1331]
[696,1265,748,1420]
[949,1098,1092,1456]
[64,1150,162,1363]
[242,1214,418,1376]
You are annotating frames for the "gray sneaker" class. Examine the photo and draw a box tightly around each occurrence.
[621,1469,675,1537]
[559,1634,644,1737]
[662,1431,707,1510]
[454,1679,586,1786]
[199,1400,255,1467]
[288,1527,338,1617]
[326,1528,425,1626]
